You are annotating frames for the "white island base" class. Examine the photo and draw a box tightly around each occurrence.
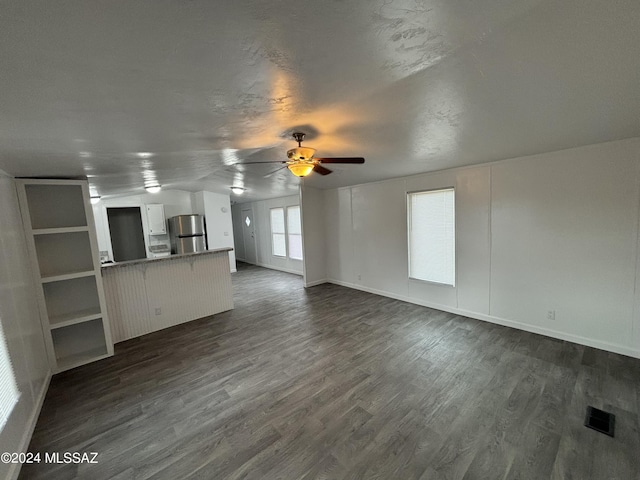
[102,248,234,343]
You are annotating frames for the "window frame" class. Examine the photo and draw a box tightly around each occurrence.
[407,187,456,287]
[286,205,303,261]
[269,207,287,258]
[0,320,20,430]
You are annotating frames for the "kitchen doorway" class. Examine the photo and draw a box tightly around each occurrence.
[107,207,147,262]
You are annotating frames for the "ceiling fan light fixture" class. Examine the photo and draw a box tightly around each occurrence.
[145,184,161,193]
[288,163,314,177]
[230,186,245,195]
[233,132,364,179]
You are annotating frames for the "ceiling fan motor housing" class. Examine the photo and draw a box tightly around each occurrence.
[287,146,316,162]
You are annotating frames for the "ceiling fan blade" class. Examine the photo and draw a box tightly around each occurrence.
[263,165,289,178]
[313,164,332,176]
[315,157,365,164]
[234,160,287,165]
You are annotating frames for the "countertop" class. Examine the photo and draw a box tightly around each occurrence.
[101,247,233,269]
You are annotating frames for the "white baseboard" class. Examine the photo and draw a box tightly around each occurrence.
[304,278,328,288]
[9,370,52,480]
[230,268,237,273]
[327,279,640,359]
[255,262,303,276]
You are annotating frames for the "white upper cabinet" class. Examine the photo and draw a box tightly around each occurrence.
[146,204,166,235]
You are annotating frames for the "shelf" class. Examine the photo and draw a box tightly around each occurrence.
[49,307,102,329]
[33,226,90,235]
[43,275,101,327]
[34,231,94,278]
[51,319,109,371]
[41,270,95,283]
[17,179,113,373]
[25,184,88,229]
[56,348,110,372]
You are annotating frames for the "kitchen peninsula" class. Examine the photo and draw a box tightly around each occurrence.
[102,248,234,343]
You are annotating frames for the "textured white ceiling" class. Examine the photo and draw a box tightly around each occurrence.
[0,0,638,202]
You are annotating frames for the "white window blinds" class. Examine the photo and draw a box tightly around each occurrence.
[0,320,19,430]
[270,208,286,257]
[408,188,456,286]
[287,206,303,260]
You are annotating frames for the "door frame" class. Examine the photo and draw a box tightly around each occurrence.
[102,204,152,261]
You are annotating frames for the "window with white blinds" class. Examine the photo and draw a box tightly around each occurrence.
[287,206,303,260]
[270,208,286,257]
[0,320,20,430]
[408,188,456,286]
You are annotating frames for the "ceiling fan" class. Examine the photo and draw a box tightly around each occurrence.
[236,132,365,177]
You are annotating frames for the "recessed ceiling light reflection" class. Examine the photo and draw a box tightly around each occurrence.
[222,149,239,166]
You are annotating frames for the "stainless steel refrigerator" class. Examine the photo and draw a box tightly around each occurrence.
[168,214,207,254]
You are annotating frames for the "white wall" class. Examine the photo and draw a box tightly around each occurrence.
[324,138,640,358]
[232,194,303,275]
[0,172,50,480]
[300,185,327,287]
[191,191,236,272]
[489,142,639,351]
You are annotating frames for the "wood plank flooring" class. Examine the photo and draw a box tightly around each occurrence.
[20,263,640,479]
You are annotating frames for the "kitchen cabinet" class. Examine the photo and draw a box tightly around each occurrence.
[146,204,166,235]
[16,179,113,372]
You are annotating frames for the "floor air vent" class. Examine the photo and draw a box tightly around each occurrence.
[584,406,615,437]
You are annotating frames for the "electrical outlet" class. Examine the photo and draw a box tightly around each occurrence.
[547,310,555,320]
[358,274,361,281]
[155,308,162,316]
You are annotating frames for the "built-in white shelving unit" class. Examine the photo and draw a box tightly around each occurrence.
[16,179,113,373]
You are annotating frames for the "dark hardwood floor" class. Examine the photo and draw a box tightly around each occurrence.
[20,263,640,479]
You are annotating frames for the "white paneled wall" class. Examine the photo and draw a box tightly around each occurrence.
[232,194,303,275]
[352,179,408,297]
[191,191,236,272]
[300,185,326,287]
[489,142,639,349]
[0,173,50,480]
[103,252,234,343]
[324,138,640,358]
[102,266,150,342]
[324,187,355,284]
